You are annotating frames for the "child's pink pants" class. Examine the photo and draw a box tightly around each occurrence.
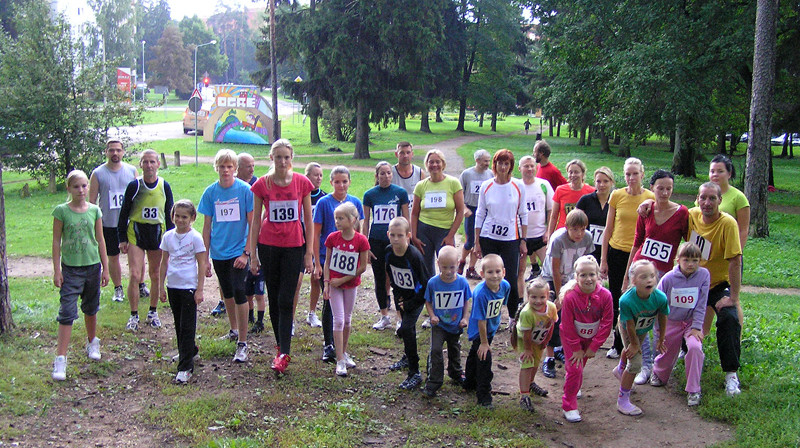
[562,339,592,412]
[653,319,704,393]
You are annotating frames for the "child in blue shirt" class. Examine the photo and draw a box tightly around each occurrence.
[463,254,510,407]
[422,246,472,397]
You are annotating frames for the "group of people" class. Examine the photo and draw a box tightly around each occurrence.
[50,136,748,422]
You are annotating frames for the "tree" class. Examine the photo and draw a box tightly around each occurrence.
[179,16,227,80]
[140,0,173,78]
[0,2,143,333]
[746,0,779,238]
[207,6,259,84]
[86,0,140,66]
[149,24,193,97]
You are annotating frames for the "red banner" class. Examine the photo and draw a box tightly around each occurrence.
[117,67,131,93]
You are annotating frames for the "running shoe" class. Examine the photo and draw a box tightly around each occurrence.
[85,337,101,361]
[421,317,431,329]
[271,353,291,374]
[220,329,239,341]
[563,409,581,423]
[395,321,402,338]
[529,381,548,397]
[146,310,162,328]
[542,358,556,378]
[389,355,409,371]
[307,312,322,328]
[175,371,192,384]
[398,372,422,390]
[519,395,534,412]
[372,315,391,331]
[211,301,226,317]
[687,392,701,406]
[171,353,201,363]
[344,353,356,369]
[612,365,623,380]
[422,387,437,398]
[126,315,139,332]
[113,285,125,302]
[725,374,741,397]
[322,344,336,363]
[606,347,620,359]
[553,347,565,363]
[466,267,482,280]
[249,321,265,334]
[139,283,150,298]
[336,359,347,377]
[649,374,666,387]
[52,356,67,381]
[233,342,248,363]
[617,401,643,416]
[457,260,466,275]
[634,366,652,385]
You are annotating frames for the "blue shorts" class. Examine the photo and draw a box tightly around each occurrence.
[57,263,101,324]
[463,205,478,250]
[245,268,265,296]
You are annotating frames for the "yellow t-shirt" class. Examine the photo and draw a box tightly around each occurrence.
[687,208,742,288]
[609,188,655,251]
[413,175,463,229]
[515,301,559,349]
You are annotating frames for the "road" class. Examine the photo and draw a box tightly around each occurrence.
[111,99,298,144]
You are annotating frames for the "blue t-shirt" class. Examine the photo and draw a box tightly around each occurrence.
[467,279,510,341]
[313,193,364,261]
[619,287,670,335]
[363,184,409,241]
[198,178,254,260]
[424,274,472,334]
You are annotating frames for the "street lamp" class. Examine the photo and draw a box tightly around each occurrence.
[193,40,216,165]
[141,40,146,103]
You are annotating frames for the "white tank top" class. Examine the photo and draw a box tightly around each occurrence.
[391,164,422,204]
[91,163,137,227]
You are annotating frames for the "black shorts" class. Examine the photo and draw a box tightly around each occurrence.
[707,282,731,307]
[526,236,546,255]
[103,227,120,256]
[213,257,249,305]
[128,222,163,251]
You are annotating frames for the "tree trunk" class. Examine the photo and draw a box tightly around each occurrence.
[669,130,676,153]
[420,108,431,133]
[600,126,611,153]
[308,94,322,144]
[479,112,484,127]
[579,126,586,146]
[435,107,443,123]
[353,98,371,159]
[490,110,497,132]
[617,135,632,157]
[779,138,788,157]
[398,113,406,131]
[717,132,727,154]
[745,0,778,238]
[456,49,476,132]
[586,125,592,146]
[549,117,554,136]
[671,121,697,177]
[729,133,738,154]
[556,120,561,137]
[0,161,13,334]
[613,133,621,145]
[270,0,280,139]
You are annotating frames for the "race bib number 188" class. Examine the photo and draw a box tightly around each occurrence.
[330,247,358,276]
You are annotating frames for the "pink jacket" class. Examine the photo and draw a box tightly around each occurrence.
[559,283,614,353]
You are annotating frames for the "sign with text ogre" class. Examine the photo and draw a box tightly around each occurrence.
[203,85,279,145]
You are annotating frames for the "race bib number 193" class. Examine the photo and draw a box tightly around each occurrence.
[390,266,415,290]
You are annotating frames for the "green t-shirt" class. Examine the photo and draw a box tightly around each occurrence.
[52,203,102,267]
[720,186,749,221]
[413,175,463,229]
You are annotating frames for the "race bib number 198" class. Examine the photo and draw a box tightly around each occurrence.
[424,192,447,209]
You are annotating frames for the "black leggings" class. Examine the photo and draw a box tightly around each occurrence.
[607,246,630,352]
[479,237,521,318]
[212,257,248,305]
[258,244,304,355]
[369,238,390,311]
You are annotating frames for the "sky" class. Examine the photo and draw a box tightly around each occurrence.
[168,0,269,20]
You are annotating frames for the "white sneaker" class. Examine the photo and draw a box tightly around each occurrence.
[421,317,431,329]
[307,312,322,328]
[372,315,391,330]
[606,347,620,359]
[85,337,101,361]
[175,370,192,384]
[678,349,687,359]
[563,409,582,422]
[291,322,296,336]
[687,392,701,406]
[650,374,666,387]
[634,366,651,385]
[725,374,741,396]
[336,359,347,377]
[112,286,125,302]
[146,310,162,328]
[52,356,67,381]
[126,315,139,331]
[344,352,356,368]
[234,342,248,363]
[577,389,583,399]
[171,353,201,363]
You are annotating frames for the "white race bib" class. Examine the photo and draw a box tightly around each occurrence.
[372,205,397,225]
[486,298,503,319]
[109,190,124,210]
[641,238,672,263]
[434,290,464,310]
[689,231,712,260]
[574,320,600,339]
[215,201,240,222]
[390,266,415,290]
[634,315,657,331]
[530,326,550,344]
[424,191,447,209]
[588,225,605,246]
[670,287,699,309]
[470,181,483,195]
[269,200,297,223]
[525,200,537,213]
[488,221,512,238]
[330,247,358,276]
[141,207,159,220]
